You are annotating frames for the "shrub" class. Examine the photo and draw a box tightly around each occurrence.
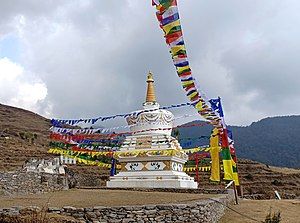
[245,173,254,180]
[264,209,281,223]
[271,180,284,186]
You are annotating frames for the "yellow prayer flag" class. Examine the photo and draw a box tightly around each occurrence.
[194,101,203,111]
[210,128,220,182]
[162,20,181,34]
[176,65,190,73]
[188,91,198,100]
[223,159,234,181]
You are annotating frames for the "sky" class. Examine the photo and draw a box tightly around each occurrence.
[0,0,299,126]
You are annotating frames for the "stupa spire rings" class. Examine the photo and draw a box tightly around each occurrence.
[145,71,157,103]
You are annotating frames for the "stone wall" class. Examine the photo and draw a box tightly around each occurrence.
[0,171,68,195]
[0,191,234,223]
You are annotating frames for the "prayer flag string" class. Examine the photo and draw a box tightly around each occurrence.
[152,0,223,129]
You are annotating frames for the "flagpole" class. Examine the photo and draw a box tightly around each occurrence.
[196,153,199,186]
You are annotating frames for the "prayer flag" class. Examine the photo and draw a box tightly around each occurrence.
[162,20,181,34]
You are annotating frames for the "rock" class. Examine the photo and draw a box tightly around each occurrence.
[63,206,77,213]
[19,206,41,214]
[48,207,61,212]
[156,204,173,210]
[84,207,94,212]
[94,206,107,211]
[144,205,156,210]
[122,218,135,223]
[174,204,187,209]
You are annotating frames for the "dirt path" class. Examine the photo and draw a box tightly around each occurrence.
[219,199,300,223]
[0,189,215,208]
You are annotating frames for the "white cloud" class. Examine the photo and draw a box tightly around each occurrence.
[0,57,48,114]
[0,1,299,125]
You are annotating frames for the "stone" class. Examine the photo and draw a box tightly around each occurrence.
[76,208,85,212]
[19,206,41,214]
[72,212,84,218]
[144,205,156,210]
[94,206,107,211]
[155,216,165,221]
[174,204,187,209]
[144,210,157,215]
[131,206,143,211]
[124,206,134,211]
[156,204,173,210]
[122,218,135,223]
[108,220,122,223]
[48,207,61,212]
[190,209,200,214]
[86,212,97,219]
[63,206,77,213]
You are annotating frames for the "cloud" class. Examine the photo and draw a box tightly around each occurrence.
[0,0,299,125]
[0,57,48,114]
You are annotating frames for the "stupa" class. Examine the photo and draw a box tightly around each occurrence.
[106,72,197,189]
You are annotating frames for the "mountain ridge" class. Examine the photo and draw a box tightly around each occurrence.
[0,103,299,168]
[178,115,300,168]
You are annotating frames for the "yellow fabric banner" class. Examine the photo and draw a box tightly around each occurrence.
[231,159,240,186]
[209,128,220,182]
[222,159,234,181]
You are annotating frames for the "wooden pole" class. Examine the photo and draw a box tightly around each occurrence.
[222,128,239,205]
[195,154,199,186]
[233,181,239,205]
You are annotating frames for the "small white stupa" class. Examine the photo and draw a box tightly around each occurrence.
[106,72,197,189]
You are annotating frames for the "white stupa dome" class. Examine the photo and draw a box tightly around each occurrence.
[126,72,174,136]
[126,102,174,136]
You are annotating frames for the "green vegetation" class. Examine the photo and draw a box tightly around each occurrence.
[18,132,38,144]
[264,209,281,223]
[176,116,300,168]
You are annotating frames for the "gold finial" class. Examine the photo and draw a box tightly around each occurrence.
[147,71,154,82]
[146,71,156,103]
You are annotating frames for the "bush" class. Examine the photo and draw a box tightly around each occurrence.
[264,209,281,223]
[18,132,37,144]
[0,208,71,223]
[245,173,254,180]
[271,180,284,186]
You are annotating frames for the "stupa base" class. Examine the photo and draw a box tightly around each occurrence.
[106,170,198,189]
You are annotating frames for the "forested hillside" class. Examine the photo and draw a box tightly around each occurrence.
[177,116,300,168]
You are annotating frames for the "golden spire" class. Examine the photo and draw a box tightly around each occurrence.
[145,71,157,103]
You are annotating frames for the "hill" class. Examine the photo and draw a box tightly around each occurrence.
[194,158,300,199]
[0,103,52,171]
[0,103,299,198]
[0,103,109,184]
[178,116,300,168]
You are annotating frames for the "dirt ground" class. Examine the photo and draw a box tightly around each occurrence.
[219,199,300,223]
[0,189,215,208]
[1,190,299,222]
